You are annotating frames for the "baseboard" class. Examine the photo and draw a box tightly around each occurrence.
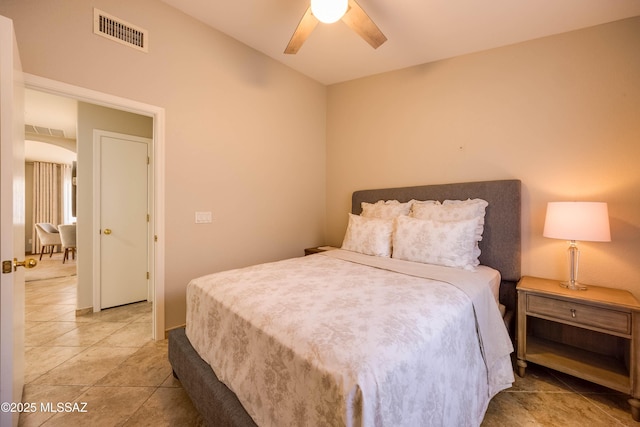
[75,307,93,316]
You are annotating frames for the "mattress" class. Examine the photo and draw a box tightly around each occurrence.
[186,249,514,427]
[319,246,502,304]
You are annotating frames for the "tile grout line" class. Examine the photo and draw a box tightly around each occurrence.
[22,259,159,426]
[546,366,632,426]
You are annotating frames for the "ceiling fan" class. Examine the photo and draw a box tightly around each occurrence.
[284,0,387,54]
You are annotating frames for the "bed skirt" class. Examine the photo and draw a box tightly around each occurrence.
[168,328,257,427]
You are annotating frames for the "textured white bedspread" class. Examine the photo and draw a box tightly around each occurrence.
[186,250,514,427]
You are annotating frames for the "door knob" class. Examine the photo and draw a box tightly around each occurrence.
[13,258,38,272]
[103,229,112,235]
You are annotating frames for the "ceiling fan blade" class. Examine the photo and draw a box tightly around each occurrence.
[342,0,387,49]
[284,6,318,54]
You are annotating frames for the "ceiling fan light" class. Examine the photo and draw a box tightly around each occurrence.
[311,0,348,24]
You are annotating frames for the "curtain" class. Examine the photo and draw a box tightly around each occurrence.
[32,162,73,254]
[62,164,74,225]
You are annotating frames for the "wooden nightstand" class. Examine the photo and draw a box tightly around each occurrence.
[303,246,335,256]
[517,276,640,421]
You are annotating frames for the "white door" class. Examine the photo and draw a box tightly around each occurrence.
[0,15,29,427]
[96,131,150,309]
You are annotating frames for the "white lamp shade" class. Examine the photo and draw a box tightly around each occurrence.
[543,202,611,242]
[311,0,348,24]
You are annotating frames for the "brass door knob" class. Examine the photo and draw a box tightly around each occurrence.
[103,229,112,235]
[13,258,37,271]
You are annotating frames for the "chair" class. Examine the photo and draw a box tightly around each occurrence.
[34,223,62,260]
[58,224,77,264]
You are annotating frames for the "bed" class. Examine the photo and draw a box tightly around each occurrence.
[169,179,521,427]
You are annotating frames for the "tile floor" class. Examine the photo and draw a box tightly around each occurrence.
[20,253,204,426]
[482,362,637,426]
[19,253,638,426]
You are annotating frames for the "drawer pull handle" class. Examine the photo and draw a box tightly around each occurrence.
[570,309,576,318]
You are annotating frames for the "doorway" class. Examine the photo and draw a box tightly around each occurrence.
[24,73,166,340]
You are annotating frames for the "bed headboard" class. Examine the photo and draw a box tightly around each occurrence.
[351,179,522,283]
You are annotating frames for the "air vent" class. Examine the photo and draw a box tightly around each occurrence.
[93,8,148,53]
[25,124,66,138]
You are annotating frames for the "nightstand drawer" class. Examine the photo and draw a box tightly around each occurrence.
[527,294,630,335]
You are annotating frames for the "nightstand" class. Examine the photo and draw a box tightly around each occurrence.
[303,246,335,256]
[517,276,640,421]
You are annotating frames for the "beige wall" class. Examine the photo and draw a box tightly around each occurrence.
[326,17,640,298]
[0,0,327,329]
[76,102,153,310]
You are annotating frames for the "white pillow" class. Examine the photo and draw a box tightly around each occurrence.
[361,200,412,219]
[410,198,488,240]
[392,215,481,270]
[411,200,439,208]
[341,213,393,257]
[442,198,488,216]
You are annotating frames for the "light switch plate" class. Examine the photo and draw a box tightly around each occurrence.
[195,211,212,224]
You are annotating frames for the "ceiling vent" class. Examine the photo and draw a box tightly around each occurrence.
[93,8,148,53]
[25,124,66,138]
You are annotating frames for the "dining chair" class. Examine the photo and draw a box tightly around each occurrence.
[58,224,77,264]
[34,223,62,260]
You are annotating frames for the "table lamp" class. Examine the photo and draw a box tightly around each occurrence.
[543,201,611,290]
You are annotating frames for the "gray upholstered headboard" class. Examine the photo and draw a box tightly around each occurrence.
[352,179,522,284]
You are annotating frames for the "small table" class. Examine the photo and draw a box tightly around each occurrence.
[516,276,640,421]
[303,246,334,256]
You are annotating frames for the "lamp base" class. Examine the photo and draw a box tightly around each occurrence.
[560,281,587,291]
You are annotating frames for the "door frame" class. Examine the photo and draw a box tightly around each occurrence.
[93,130,153,310]
[24,73,166,340]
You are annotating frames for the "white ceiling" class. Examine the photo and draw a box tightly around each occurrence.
[161,0,640,85]
[25,140,76,164]
[24,89,78,163]
[25,89,77,140]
